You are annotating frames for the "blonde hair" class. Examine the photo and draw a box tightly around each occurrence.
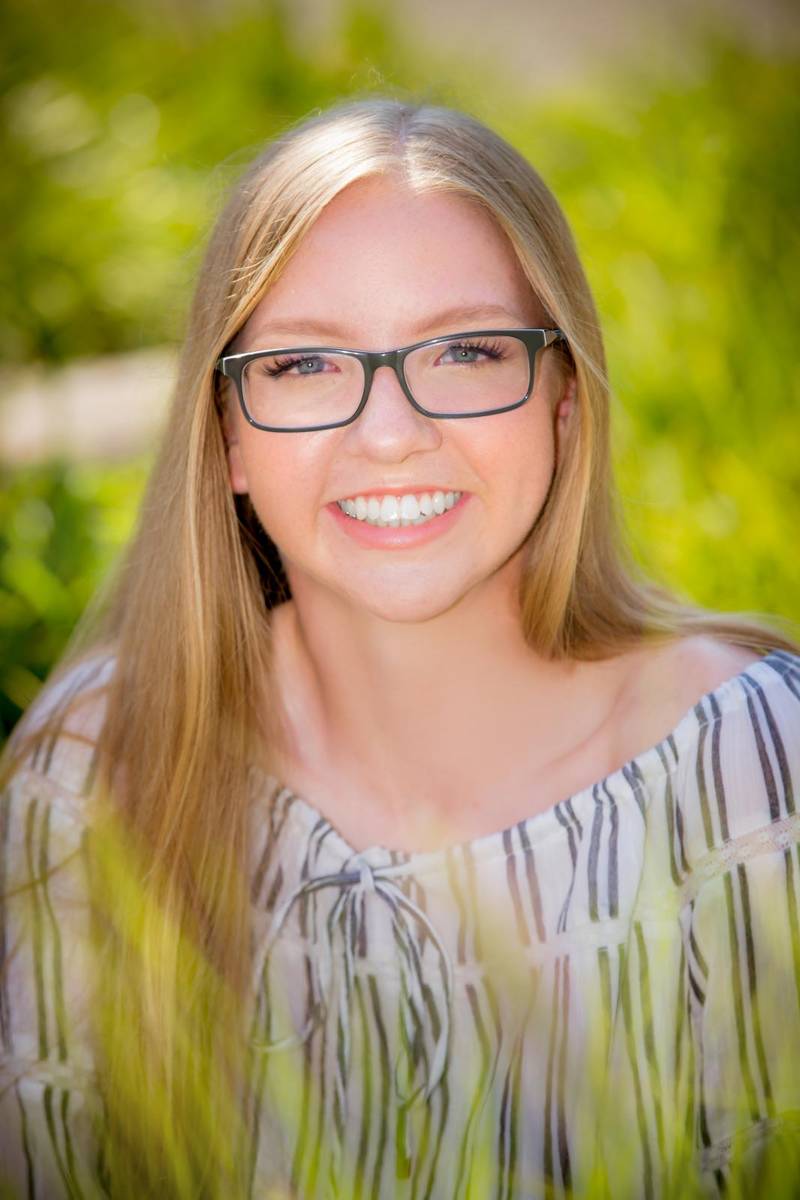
[4,97,797,1195]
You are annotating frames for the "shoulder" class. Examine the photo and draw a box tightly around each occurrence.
[618,635,762,738]
[629,639,800,861]
[2,651,116,825]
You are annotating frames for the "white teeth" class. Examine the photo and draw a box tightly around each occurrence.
[336,490,462,528]
[380,495,399,522]
[399,494,420,521]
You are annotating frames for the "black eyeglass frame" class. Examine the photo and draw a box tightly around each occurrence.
[216,327,568,433]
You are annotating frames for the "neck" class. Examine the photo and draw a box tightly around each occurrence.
[269,561,615,842]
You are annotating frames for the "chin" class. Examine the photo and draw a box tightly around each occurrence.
[338,575,482,625]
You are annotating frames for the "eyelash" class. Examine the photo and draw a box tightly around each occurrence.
[263,355,319,376]
[256,336,507,378]
[443,338,505,359]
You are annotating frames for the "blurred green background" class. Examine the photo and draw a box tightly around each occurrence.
[1,0,799,742]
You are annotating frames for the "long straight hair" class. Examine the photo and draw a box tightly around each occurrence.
[3,98,797,1195]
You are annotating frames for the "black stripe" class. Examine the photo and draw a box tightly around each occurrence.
[291,838,332,1200]
[43,1083,80,1197]
[15,1082,36,1200]
[503,827,532,946]
[452,979,498,1195]
[673,942,687,1085]
[366,973,391,1198]
[694,701,715,851]
[250,805,278,902]
[744,691,781,823]
[412,873,431,955]
[708,694,730,842]
[413,962,448,1194]
[554,804,579,934]
[656,742,683,887]
[735,862,774,1116]
[689,918,710,981]
[634,923,666,1165]
[518,822,546,942]
[603,781,620,919]
[418,1058,450,1200]
[352,974,373,1200]
[444,848,468,965]
[662,732,692,876]
[723,871,760,1120]
[622,760,648,819]
[682,962,696,1156]
[556,956,572,1191]
[768,650,800,701]
[746,677,794,816]
[263,861,284,914]
[588,787,604,921]
[497,1021,526,1200]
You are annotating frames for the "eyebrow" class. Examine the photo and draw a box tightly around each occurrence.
[245,303,535,346]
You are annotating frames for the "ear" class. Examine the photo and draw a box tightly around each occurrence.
[554,371,576,464]
[556,374,575,436]
[221,403,249,495]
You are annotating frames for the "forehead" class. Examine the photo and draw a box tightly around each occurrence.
[242,177,544,345]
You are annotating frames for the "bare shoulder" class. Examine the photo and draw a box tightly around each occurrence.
[644,635,760,695]
[611,636,761,758]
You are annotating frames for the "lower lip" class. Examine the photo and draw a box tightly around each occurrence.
[327,495,470,548]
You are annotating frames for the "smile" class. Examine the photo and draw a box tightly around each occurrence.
[336,490,463,528]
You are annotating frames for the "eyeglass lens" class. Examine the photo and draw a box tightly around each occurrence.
[241,333,533,429]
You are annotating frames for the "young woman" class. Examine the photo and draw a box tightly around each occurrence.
[1,98,799,1200]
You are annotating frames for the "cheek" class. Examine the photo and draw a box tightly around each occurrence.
[235,431,330,546]
[481,404,556,509]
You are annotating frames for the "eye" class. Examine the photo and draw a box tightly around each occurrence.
[263,354,337,378]
[437,338,504,366]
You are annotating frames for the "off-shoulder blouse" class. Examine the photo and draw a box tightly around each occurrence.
[2,651,800,1197]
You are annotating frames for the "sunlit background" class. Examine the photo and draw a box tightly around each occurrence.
[1,0,799,742]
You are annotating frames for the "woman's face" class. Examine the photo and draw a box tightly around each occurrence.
[225,177,574,624]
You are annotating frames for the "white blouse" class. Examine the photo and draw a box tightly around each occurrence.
[2,650,800,1198]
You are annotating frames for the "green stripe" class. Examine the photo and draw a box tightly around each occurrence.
[23,797,48,1060]
[619,944,655,1200]
[37,803,69,1061]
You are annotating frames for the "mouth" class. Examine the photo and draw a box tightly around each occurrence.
[335,489,463,528]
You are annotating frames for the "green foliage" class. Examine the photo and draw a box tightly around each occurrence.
[0,0,422,363]
[502,43,800,619]
[0,459,147,739]
[0,2,798,741]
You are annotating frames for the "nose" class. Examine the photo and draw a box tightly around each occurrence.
[344,361,442,461]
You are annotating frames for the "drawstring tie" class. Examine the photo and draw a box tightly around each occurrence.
[252,856,454,1181]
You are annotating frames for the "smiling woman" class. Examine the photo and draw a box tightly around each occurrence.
[1,99,800,1200]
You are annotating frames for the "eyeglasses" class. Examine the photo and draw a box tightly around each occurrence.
[216,327,567,433]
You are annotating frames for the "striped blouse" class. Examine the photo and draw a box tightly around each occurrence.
[2,650,800,1198]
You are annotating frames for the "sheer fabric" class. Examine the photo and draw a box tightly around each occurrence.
[2,651,800,1197]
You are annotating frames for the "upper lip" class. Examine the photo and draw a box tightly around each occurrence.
[332,485,462,500]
